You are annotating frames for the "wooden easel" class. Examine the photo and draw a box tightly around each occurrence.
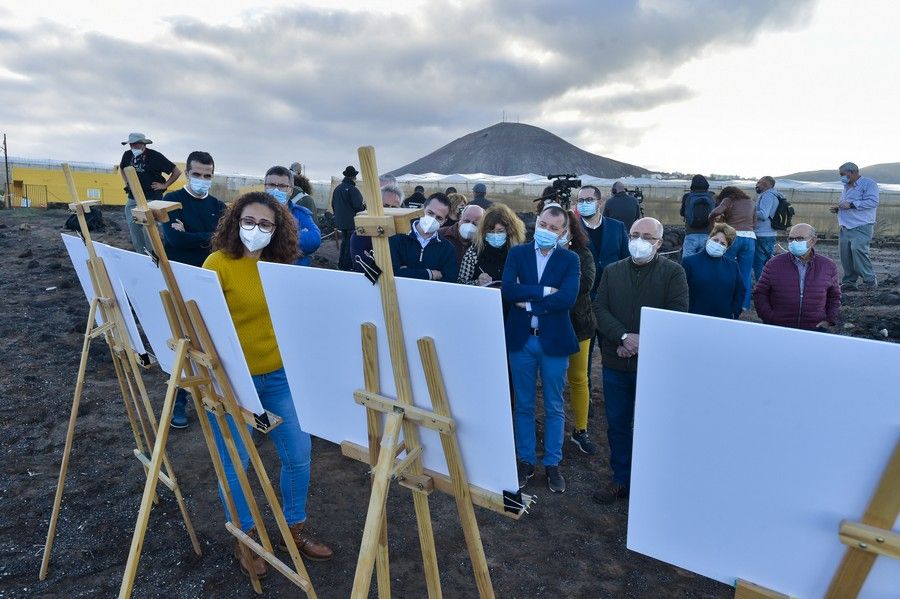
[116,166,317,598]
[39,164,201,581]
[345,146,525,599]
[734,439,899,599]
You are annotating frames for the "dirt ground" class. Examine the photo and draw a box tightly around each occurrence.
[0,208,896,599]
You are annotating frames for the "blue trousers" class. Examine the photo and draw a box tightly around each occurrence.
[726,236,755,310]
[681,233,707,259]
[208,367,311,532]
[602,366,637,486]
[753,235,776,282]
[508,336,569,467]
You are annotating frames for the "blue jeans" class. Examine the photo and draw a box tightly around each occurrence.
[753,235,776,282]
[508,336,569,467]
[207,367,311,532]
[726,236,755,310]
[601,367,637,486]
[681,233,708,259]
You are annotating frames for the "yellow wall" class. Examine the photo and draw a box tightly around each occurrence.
[10,165,185,207]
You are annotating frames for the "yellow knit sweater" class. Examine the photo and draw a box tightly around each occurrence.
[203,251,282,375]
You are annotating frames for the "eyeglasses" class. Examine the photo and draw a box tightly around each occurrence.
[240,217,276,233]
[265,184,293,192]
[629,233,660,242]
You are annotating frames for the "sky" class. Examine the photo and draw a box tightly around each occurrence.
[1,0,897,180]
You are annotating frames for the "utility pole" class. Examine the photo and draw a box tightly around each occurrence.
[2,133,9,209]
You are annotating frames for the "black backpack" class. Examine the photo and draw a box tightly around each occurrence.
[64,205,105,232]
[770,192,794,231]
[684,191,713,229]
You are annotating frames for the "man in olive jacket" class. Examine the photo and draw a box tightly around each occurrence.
[591,217,689,504]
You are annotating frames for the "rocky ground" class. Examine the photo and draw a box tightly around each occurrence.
[0,207,896,598]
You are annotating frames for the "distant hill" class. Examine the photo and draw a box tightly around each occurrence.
[385,122,651,178]
[780,162,900,184]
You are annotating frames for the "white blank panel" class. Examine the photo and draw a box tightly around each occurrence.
[94,242,174,373]
[259,263,519,496]
[61,234,146,355]
[627,308,900,598]
[169,261,264,415]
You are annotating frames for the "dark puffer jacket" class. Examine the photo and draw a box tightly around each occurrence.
[752,251,840,330]
[570,245,596,341]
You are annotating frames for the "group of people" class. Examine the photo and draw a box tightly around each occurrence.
[116,132,880,578]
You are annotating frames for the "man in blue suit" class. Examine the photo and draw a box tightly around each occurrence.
[577,185,630,423]
[502,205,580,494]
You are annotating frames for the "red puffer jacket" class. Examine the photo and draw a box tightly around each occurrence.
[753,252,840,330]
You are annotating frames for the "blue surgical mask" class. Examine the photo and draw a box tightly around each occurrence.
[577,200,597,217]
[266,187,289,204]
[840,175,850,185]
[788,240,809,257]
[188,176,212,195]
[556,234,569,248]
[485,232,507,248]
[534,226,558,249]
[705,239,726,258]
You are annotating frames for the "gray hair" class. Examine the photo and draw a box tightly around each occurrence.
[839,162,859,174]
[761,176,775,187]
[380,183,404,203]
[379,174,397,186]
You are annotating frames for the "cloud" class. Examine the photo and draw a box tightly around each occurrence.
[0,0,816,178]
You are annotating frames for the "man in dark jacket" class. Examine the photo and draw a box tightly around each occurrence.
[438,204,484,265]
[592,217,689,504]
[402,185,427,209]
[161,150,225,428]
[680,174,715,258]
[389,193,457,281]
[603,181,642,230]
[469,182,494,208]
[502,206,580,494]
[331,165,365,270]
[753,223,840,330]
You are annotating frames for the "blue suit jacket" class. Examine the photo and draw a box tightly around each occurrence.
[501,243,580,356]
[580,216,629,299]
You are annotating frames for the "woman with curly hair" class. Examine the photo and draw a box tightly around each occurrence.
[457,203,526,286]
[203,191,332,578]
[558,210,598,455]
[708,185,756,310]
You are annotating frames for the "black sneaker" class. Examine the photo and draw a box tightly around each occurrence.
[593,483,629,505]
[517,461,535,490]
[546,465,566,493]
[570,429,598,455]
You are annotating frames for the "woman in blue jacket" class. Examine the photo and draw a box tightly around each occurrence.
[682,223,746,319]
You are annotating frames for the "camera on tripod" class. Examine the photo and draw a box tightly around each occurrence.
[535,173,582,210]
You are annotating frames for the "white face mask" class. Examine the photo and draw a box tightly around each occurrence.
[459,222,477,240]
[131,148,143,157]
[419,215,440,235]
[239,225,273,253]
[628,238,655,263]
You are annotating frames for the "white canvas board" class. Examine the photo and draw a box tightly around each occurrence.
[169,261,264,415]
[61,234,147,356]
[94,242,175,373]
[258,263,519,496]
[627,308,900,598]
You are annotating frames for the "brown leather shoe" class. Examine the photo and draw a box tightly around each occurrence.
[279,522,334,561]
[234,531,268,578]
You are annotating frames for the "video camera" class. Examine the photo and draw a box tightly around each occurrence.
[534,173,582,210]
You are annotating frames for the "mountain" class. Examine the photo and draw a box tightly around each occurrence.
[384,122,651,178]
[780,162,900,184]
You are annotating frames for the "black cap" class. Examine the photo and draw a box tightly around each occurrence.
[343,165,359,178]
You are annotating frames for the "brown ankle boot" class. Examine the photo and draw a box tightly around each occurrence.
[280,522,334,561]
[234,531,268,578]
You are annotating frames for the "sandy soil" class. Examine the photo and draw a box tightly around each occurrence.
[0,208,895,598]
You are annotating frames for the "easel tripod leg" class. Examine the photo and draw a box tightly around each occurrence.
[351,412,404,599]
[40,298,99,580]
[117,340,187,599]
